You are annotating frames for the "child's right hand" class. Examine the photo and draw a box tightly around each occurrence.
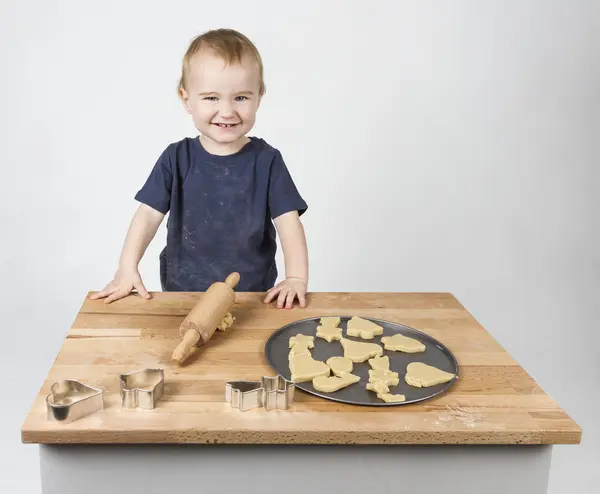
[90,267,152,304]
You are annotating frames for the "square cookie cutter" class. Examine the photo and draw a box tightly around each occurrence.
[225,375,295,411]
[46,379,104,423]
[120,368,164,410]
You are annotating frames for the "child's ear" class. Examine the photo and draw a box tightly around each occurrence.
[179,87,192,114]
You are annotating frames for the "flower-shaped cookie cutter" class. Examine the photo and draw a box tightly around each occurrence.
[46,379,104,423]
[120,368,164,410]
[225,375,295,411]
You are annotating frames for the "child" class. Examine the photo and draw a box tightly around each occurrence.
[91,29,309,309]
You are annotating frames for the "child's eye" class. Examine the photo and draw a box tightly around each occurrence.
[235,96,249,101]
[203,96,218,101]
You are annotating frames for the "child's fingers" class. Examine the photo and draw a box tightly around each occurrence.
[263,286,279,303]
[284,290,297,309]
[276,289,289,308]
[298,292,307,308]
[90,286,114,299]
[104,288,130,304]
[134,281,152,299]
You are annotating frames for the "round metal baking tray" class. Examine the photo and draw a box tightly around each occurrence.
[265,316,459,406]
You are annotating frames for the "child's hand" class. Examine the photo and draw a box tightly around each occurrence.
[90,267,152,304]
[263,277,307,309]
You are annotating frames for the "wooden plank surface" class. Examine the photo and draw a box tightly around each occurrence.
[21,292,582,445]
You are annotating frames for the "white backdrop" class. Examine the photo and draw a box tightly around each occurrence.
[1,1,598,492]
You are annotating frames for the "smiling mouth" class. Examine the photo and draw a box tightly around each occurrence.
[212,123,240,128]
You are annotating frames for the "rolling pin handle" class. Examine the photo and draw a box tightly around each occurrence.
[225,272,240,289]
[171,329,200,366]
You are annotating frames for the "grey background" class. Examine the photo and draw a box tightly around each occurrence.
[1,1,598,492]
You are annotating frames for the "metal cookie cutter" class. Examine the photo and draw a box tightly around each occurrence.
[225,381,263,411]
[261,375,295,411]
[225,375,295,411]
[46,380,104,423]
[120,368,164,410]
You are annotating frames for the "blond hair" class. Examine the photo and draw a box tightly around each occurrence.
[178,28,265,97]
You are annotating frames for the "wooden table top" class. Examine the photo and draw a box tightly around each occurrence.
[21,292,581,445]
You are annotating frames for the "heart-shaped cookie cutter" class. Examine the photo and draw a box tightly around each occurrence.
[46,379,104,423]
[120,368,164,409]
[225,375,295,411]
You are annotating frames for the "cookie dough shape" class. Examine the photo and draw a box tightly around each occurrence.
[340,338,383,363]
[288,341,311,361]
[289,334,315,349]
[381,333,426,353]
[366,381,390,394]
[326,356,353,377]
[316,325,343,343]
[319,316,341,327]
[368,369,400,387]
[378,393,406,403]
[313,373,361,393]
[216,312,235,331]
[290,354,330,383]
[368,355,390,372]
[346,316,384,339]
[405,362,455,388]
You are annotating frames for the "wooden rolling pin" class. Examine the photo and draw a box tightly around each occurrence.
[171,272,240,365]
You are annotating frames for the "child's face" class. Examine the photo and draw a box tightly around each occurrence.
[180,50,261,149]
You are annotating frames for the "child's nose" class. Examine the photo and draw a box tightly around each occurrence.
[219,101,235,116]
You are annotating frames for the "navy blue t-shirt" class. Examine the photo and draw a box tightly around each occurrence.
[134,136,307,292]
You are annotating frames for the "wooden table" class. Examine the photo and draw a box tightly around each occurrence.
[22,292,581,494]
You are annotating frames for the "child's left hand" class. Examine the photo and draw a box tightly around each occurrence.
[263,277,307,309]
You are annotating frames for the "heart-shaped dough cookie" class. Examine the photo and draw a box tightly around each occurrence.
[340,338,383,363]
[381,334,426,353]
[313,373,360,393]
[346,316,383,339]
[290,354,330,383]
[326,356,353,376]
[405,362,455,387]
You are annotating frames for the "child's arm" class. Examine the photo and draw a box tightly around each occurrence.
[263,210,309,309]
[90,203,165,304]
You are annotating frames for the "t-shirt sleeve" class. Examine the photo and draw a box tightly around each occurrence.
[268,150,308,219]
[134,146,173,214]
